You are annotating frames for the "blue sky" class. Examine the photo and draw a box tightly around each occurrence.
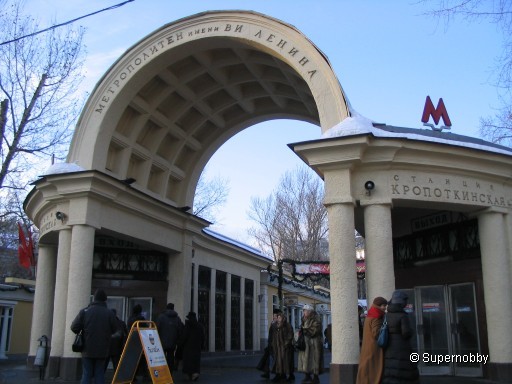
[24,0,504,243]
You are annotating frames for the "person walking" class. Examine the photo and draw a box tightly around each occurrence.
[270,311,295,382]
[258,308,279,379]
[104,308,128,373]
[178,311,205,381]
[297,304,324,384]
[156,302,184,373]
[356,296,388,384]
[70,289,117,384]
[381,291,419,384]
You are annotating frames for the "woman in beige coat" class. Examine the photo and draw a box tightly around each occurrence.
[297,304,324,384]
[356,297,388,384]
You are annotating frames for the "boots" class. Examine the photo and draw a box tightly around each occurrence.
[301,374,312,384]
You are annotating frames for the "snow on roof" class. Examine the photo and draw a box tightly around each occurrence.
[42,162,86,176]
[322,109,512,157]
[202,228,271,260]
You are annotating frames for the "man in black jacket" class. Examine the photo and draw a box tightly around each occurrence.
[156,302,184,373]
[71,289,117,384]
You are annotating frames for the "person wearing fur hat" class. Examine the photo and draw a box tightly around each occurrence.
[297,304,324,384]
[381,291,419,383]
[356,296,388,384]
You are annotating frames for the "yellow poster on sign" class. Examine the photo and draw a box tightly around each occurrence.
[112,321,173,384]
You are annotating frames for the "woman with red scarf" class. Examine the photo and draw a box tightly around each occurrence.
[356,296,388,384]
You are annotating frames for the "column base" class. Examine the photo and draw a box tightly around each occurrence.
[59,356,82,381]
[46,356,61,378]
[488,362,512,382]
[329,363,357,384]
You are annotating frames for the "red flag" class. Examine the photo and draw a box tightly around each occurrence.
[18,222,32,269]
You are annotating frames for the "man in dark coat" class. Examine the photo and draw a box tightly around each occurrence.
[156,302,184,373]
[381,291,419,384]
[71,289,117,384]
[178,312,205,381]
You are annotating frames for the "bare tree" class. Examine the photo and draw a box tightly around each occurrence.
[193,168,230,223]
[0,0,87,192]
[423,0,512,145]
[248,165,328,262]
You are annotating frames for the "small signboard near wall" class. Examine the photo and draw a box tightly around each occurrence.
[112,321,173,384]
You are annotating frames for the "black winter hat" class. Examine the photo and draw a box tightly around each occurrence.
[94,289,107,302]
[390,290,408,306]
[186,311,197,320]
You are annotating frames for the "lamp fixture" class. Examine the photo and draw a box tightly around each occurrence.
[56,211,66,222]
[364,180,375,196]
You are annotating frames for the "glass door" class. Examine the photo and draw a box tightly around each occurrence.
[415,285,451,375]
[448,283,482,377]
[413,283,482,377]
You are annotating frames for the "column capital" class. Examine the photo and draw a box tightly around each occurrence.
[474,206,509,217]
[359,198,393,207]
[324,197,356,207]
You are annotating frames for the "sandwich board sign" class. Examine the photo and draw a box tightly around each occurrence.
[112,320,173,384]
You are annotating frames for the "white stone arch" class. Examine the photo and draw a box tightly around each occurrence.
[68,10,349,208]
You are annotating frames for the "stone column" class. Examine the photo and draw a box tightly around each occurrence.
[168,243,191,317]
[362,202,395,302]
[209,268,216,352]
[192,262,199,314]
[478,209,512,382]
[60,225,95,380]
[226,273,232,352]
[47,228,72,377]
[326,202,359,384]
[505,212,512,293]
[29,244,57,358]
[260,284,270,347]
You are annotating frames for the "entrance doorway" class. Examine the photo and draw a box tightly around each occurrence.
[402,283,482,377]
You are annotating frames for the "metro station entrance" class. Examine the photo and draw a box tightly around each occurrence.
[402,283,482,377]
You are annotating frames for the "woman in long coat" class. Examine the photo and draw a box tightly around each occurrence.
[297,304,324,384]
[381,291,419,384]
[356,296,388,384]
[270,312,295,382]
[178,312,205,382]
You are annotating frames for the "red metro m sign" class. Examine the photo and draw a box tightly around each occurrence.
[421,96,452,132]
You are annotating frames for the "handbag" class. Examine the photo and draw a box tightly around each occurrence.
[295,328,306,351]
[377,315,389,348]
[72,330,84,352]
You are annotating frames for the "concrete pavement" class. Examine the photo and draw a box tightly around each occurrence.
[0,352,500,384]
